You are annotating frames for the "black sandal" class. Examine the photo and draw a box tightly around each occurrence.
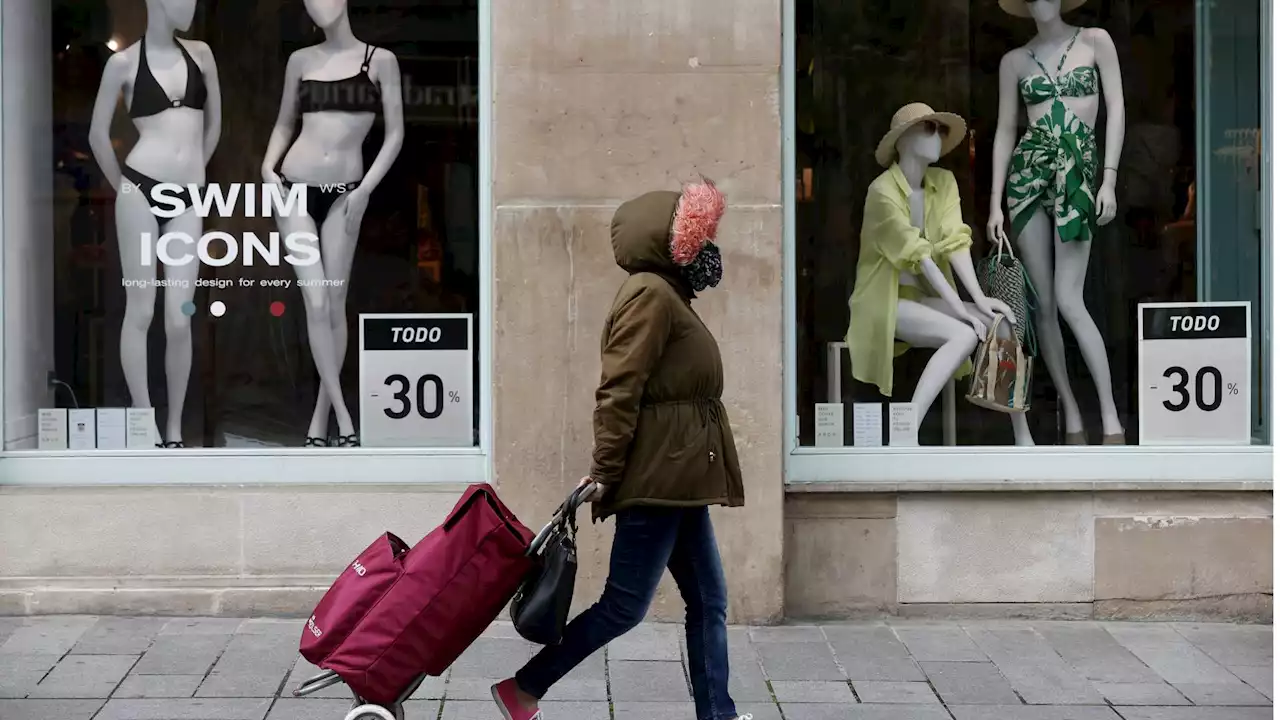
[334,434,361,447]
[162,441,185,449]
[304,436,329,448]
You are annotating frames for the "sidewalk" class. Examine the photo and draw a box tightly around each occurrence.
[0,616,1271,720]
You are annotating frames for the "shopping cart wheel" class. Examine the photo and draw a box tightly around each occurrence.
[343,705,397,720]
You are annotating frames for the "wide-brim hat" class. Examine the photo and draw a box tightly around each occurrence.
[999,0,1087,18]
[874,103,967,168]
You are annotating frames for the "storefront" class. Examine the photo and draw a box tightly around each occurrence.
[0,0,1272,623]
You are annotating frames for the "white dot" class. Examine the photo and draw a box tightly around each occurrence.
[210,301,227,317]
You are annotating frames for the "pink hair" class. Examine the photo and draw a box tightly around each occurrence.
[669,178,726,266]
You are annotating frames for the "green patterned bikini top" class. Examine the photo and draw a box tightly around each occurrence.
[1018,29,1100,106]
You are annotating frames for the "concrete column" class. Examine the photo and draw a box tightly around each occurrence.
[491,0,785,623]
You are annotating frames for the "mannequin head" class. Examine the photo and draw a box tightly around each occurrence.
[1022,0,1063,23]
[146,0,197,32]
[895,122,946,166]
[304,0,349,30]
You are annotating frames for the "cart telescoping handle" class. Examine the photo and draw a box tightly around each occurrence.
[526,482,597,557]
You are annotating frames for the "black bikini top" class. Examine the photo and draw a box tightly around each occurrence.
[129,37,207,120]
[299,44,382,115]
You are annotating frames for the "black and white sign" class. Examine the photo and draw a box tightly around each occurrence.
[359,314,474,447]
[1138,302,1251,446]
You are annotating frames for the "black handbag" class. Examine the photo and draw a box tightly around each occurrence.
[509,484,592,645]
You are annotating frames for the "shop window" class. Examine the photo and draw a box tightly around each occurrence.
[4,0,483,450]
[791,0,1270,450]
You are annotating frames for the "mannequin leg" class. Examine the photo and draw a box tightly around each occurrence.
[307,197,362,436]
[895,299,978,431]
[159,210,203,445]
[1054,238,1124,437]
[919,298,1035,446]
[277,211,357,439]
[1016,210,1085,437]
[115,188,159,435]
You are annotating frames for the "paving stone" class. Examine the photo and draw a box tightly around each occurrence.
[1093,682,1189,706]
[402,699,444,717]
[0,654,60,698]
[755,641,844,681]
[826,626,924,681]
[0,699,105,720]
[0,618,23,647]
[160,618,246,636]
[443,677,502,701]
[950,708,1122,719]
[751,625,827,643]
[1115,708,1274,720]
[448,637,535,679]
[966,625,1104,705]
[1171,626,1272,668]
[209,633,298,677]
[538,650,605,701]
[0,616,97,655]
[235,619,298,636]
[26,654,138,698]
[70,618,168,656]
[781,703,952,719]
[609,659,691,701]
[197,672,288,698]
[614,701,695,720]
[737,703,785,720]
[920,660,1022,705]
[131,634,233,675]
[284,656,354,699]
[1106,632,1241,686]
[771,680,854,703]
[264,699,355,720]
[726,653,774,702]
[1172,682,1270,706]
[93,698,274,719]
[404,672,447,701]
[609,623,682,661]
[1226,666,1271,700]
[893,624,988,662]
[854,681,940,704]
[1038,623,1165,684]
[113,673,205,699]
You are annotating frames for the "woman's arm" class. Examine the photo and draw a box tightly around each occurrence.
[344,48,405,233]
[1093,28,1125,226]
[261,51,304,184]
[87,52,129,191]
[589,283,673,486]
[192,41,222,164]
[986,50,1021,247]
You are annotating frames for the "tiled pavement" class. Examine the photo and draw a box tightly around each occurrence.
[0,616,1271,720]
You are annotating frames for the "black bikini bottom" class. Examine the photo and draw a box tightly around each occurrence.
[122,165,202,216]
[283,176,361,222]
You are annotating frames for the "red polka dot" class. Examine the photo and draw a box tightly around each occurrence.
[270,301,286,317]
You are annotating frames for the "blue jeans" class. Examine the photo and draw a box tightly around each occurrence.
[515,506,737,720]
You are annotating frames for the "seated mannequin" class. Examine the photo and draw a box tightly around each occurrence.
[846,103,1033,446]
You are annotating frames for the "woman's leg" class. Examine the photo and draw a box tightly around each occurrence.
[307,195,361,437]
[1054,237,1124,437]
[159,210,203,445]
[513,508,682,700]
[667,507,736,720]
[895,299,979,423]
[115,186,160,440]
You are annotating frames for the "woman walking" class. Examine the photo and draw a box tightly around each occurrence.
[492,181,749,720]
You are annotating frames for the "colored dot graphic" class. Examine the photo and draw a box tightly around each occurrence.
[210,301,227,318]
[270,301,286,317]
[180,301,196,317]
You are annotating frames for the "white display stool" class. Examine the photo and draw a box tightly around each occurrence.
[826,341,956,446]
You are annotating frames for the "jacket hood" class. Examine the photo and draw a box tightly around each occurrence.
[610,190,681,277]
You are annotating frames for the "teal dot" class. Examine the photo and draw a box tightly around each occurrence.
[181,301,197,317]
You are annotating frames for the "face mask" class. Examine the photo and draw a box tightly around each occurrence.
[681,242,722,292]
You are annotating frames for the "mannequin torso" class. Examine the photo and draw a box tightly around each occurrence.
[121,37,210,184]
[279,43,383,184]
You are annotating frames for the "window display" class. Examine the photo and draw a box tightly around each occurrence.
[12,0,481,450]
[793,0,1269,448]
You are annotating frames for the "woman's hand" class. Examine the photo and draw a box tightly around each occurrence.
[576,476,605,503]
[344,187,371,234]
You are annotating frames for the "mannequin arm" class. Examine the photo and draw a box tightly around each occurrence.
[88,52,129,191]
[986,51,1021,244]
[863,185,932,273]
[1092,28,1125,225]
[261,51,304,183]
[357,49,405,193]
[192,42,222,164]
[918,258,969,319]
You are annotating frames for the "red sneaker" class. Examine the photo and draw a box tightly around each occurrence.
[491,679,542,720]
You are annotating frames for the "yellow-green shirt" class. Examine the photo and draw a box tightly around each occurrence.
[846,164,973,397]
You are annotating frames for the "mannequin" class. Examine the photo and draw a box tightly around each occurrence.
[88,0,222,448]
[848,104,1033,446]
[987,0,1126,444]
[262,0,405,447]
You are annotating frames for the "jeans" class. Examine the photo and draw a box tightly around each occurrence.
[515,506,737,720]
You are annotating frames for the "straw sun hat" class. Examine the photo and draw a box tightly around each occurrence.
[874,103,967,168]
[999,0,1087,18]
